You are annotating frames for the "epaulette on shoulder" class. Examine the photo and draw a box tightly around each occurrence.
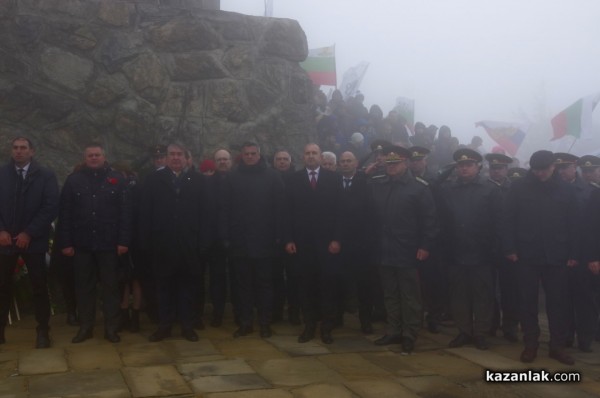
[487,177,501,187]
[592,182,600,189]
[415,176,429,186]
[371,174,386,180]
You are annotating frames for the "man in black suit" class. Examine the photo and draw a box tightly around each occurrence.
[0,137,59,348]
[139,142,209,342]
[284,143,343,344]
[337,151,374,334]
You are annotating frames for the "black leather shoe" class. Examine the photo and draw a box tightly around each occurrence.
[503,332,518,343]
[361,322,373,335]
[260,325,272,338]
[66,313,80,326]
[182,328,199,342]
[233,325,253,338]
[320,330,333,344]
[473,336,490,350]
[36,330,51,349]
[104,331,121,343]
[72,328,93,343]
[149,327,171,342]
[448,333,472,348]
[298,326,316,343]
[401,337,415,354]
[374,334,402,346]
[578,344,593,353]
[549,349,575,365]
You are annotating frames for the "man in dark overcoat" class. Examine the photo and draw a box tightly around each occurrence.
[0,137,58,348]
[140,142,209,342]
[58,143,131,344]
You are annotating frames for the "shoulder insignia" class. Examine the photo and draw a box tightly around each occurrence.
[591,182,600,189]
[487,177,501,187]
[415,176,429,186]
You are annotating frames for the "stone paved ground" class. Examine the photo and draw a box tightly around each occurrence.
[1,308,599,398]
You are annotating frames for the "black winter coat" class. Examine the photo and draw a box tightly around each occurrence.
[57,166,131,251]
[439,175,504,266]
[139,167,209,276]
[505,173,579,266]
[0,159,59,254]
[220,158,285,258]
[369,171,438,267]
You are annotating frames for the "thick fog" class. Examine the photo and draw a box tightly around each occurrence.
[221,0,600,160]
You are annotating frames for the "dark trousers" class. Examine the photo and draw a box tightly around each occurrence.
[273,254,300,319]
[339,249,373,324]
[293,250,340,332]
[379,265,422,340]
[517,263,569,350]
[573,265,600,348]
[52,252,77,315]
[192,262,206,324]
[208,246,239,320]
[73,249,120,332]
[156,271,195,330]
[233,257,274,327]
[419,252,445,323]
[448,264,494,337]
[497,260,519,334]
[0,253,51,330]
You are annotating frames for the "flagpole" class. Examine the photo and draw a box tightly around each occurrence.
[567,136,577,154]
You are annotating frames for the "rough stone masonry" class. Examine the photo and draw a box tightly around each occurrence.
[0,0,315,180]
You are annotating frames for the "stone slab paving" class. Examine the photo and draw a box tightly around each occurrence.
[119,342,173,367]
[67,344,123,370]
[18,347,68,375]
[292,383,357,398]
[189,374,272,394]
[2,312,600,397]
[122,365,192,397]
[27,369,130,398]
[255,357,343,386]
[206,389,293,398]
[266,335,331,356]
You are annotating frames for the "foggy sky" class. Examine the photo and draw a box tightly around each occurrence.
[221,0,600,159]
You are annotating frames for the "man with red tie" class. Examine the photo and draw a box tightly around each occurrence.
[284,143,343,344]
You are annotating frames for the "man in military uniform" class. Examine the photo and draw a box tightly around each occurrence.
[507,167,527,182]
[369,146,438,353]
[505,150,578,365]
[485,153,519,342]
[438,148,504,350]
[578,155,600,188]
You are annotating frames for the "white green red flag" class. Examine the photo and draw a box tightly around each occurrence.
[475,120,527,156]
[300,45,336,86]
[340,61,369,100]
[551,93,600,141]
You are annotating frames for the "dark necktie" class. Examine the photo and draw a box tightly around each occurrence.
[310,171,317,190]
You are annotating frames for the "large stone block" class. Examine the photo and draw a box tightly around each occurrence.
[97,31,145,73]
[122,52,169,103]
[97,0,132,26]
[167,50,229,81]
[87,72,129,107]
[40,46,94,92]
[149,17,222,51]
[259,19,308,62]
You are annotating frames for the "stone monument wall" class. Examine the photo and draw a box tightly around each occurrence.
[0,0,314,180]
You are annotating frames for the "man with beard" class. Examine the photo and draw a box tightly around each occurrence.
[221,142,285,338]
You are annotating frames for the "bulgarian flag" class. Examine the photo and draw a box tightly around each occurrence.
[300,45,336,86]
[476,121,527,156]
[551,93,600,141]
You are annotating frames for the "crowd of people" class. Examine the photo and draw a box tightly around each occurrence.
[1,129,600,368]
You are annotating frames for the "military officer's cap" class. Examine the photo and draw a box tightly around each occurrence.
[152,144,167,157]
[507,167,527,180]
[408,146,430,161]
[577,155,600,169]
[383,145,410,163]
[554,152,579,166]
[529,150,555,170]
[370,139,392,153]
[485,153,512,168]
[453,148,482,164]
